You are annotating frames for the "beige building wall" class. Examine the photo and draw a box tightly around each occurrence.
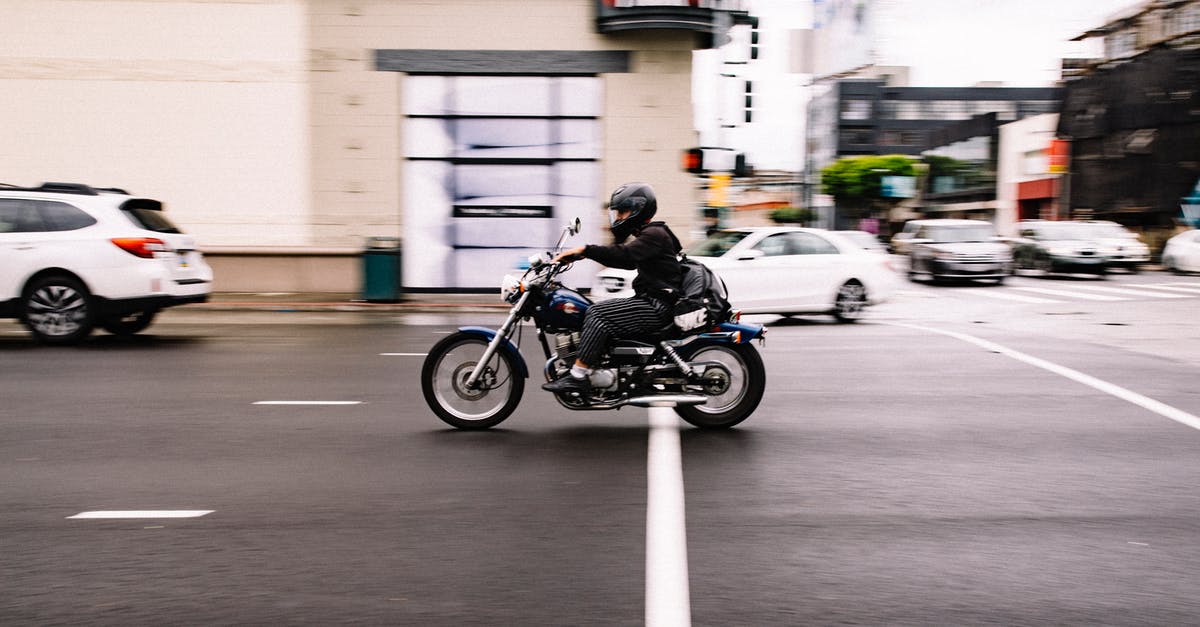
[1,0,707,291]
[307,0,702,250]
[0,0,312,251]
[997,113,1059,236]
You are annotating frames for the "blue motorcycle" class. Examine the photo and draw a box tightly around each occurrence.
[421,219,767,430]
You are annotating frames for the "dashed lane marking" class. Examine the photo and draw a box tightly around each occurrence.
[68,510,214,519]
[1138,283,1200,294]
[1064,284,1191,299]
[962,290,1060,304]
[1012,286,1127,301]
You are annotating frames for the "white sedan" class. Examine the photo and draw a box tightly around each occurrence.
[1162,229,1200,274]
[590,227,899,322]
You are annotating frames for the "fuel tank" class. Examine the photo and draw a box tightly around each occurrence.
[536,286,591,332]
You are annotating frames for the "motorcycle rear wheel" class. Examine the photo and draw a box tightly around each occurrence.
[421,332,524,430]
[673,342,765,429]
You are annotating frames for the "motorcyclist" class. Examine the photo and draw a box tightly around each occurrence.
[542,182,682,397]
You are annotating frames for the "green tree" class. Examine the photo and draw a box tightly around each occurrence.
[819,155,917,218]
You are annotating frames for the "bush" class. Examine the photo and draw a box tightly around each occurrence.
[769,207,816,224]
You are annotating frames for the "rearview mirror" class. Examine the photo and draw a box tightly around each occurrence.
[568,217,581,236]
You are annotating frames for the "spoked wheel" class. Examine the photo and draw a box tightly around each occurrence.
[100,309,157,335]
[673,342,765,429]
[421,332,524,430]
[22,275,94,345]
[832,281,867,323]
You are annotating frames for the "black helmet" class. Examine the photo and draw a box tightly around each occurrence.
[608,182,657,242]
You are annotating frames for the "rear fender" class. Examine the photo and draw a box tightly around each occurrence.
[714,321,766,343]
[457,326,529,378]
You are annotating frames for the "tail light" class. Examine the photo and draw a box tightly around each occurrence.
[111,237,168,259]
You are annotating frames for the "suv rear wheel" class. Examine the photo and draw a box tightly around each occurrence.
[22,275,94,345]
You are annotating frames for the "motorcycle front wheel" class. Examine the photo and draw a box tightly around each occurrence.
[421,332,524,430]
[674,342,765,429]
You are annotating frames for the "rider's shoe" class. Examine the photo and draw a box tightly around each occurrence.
[542,373,591,396]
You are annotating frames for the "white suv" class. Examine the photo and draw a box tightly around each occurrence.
[0,182,212,344]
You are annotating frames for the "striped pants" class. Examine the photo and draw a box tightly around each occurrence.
[577,295,671,366]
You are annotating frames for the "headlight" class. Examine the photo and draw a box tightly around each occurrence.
[500,274,523,303]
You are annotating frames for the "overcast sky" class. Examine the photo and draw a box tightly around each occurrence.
[873,0,1139,86]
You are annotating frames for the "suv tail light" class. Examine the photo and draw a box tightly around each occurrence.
[111,237,168,258]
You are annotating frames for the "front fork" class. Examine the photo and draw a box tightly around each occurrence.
[464,291,529,389]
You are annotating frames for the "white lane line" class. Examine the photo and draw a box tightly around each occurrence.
[380,353,427,356]
[1065,284,1190,298]
[889,322,1200,432]
[252,401,363,405]
[646,407,691,627]
[68,510,214,519]
[963,290,1060,304]
[1013,286,1126,301]
[1138,284,1200,294]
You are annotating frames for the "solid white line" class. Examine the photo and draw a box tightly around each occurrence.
[963,290,1060,304]
[252,401,363,405]
[68,510,214,519]
[646,407,691,627]
[1067,284,1189,298]
[1139,284,1200,294]
[380,353,427,356]
[1013,286,1126,301]
[889,322,1200,432]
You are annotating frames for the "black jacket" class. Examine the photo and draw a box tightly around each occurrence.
[583,222,682,300]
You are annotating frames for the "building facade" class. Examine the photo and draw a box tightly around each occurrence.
[0,0,750,292]
[1058,0,1200,245]
[805,77,1061,230]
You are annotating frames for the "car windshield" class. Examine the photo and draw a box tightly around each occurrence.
[687,230,751,257]
[929,225,995,243]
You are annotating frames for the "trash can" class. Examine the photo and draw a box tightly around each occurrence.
[361,237,403,302]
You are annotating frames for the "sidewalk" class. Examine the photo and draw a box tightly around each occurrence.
[187,291,511,313]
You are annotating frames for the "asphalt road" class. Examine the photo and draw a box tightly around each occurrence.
[3,270,1200,625]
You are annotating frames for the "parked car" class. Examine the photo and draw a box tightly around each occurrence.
[889,219,930,255]
[591,227,898,322]
[1078,220,1151,272]
[1010,220,1108,277]
[905,219,1012,283]
[834,230,889,254]
[0,182,212,344]
[1162,229,1200,274]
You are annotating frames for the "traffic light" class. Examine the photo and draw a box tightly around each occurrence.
[683,147,704,174]
[744,80,753,124]
[733,153,751,178]
[749,16,759,60]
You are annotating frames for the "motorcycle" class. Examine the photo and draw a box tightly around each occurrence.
[420,218,767,430]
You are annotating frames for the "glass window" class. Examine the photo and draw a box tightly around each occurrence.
[39,201,97,231]
[687,230,749,257]
[0,199,45,232]
[840,129,873,145]
[840,99,872,120]
[753,233,792,256]
[121,204,181,233]
[790,231,839,254]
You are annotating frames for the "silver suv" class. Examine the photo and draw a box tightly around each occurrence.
[0,182,212,344]
[905,219,1012,284]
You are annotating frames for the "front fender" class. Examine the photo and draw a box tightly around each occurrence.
[457,326,529,378]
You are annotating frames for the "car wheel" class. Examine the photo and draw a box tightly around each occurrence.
[832,281,866,323]
[22,275,94,345]
[100,309,158,335]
